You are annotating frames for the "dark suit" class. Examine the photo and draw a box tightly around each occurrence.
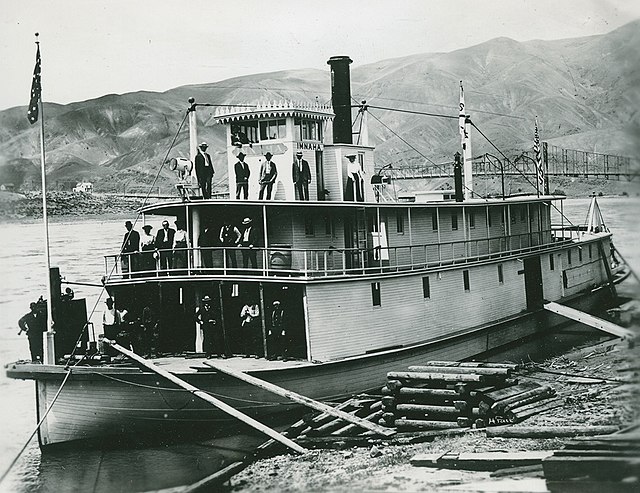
[292,158,311,200]
[154,227,175,270]
[121,229,140,273]
[195,150,214,199]
[239,224,260,269]
[235,160,250,199]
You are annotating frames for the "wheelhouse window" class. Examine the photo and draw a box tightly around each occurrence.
[231,121,259,145]
[259,119,286,140]
[371,282,381,306]
[304,216,315,236]
[396,211,404,234]
[422,276,430,299]
[463,270,470,292]
[294,117,323,141]
[451,212,458,231]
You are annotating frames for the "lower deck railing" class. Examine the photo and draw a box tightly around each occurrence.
[105,228,586,281]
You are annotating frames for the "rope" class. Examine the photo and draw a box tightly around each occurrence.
[0,369,73,485]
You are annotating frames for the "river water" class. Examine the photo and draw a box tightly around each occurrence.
[0,197,638,492]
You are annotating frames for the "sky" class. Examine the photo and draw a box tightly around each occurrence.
[1,0,639,111]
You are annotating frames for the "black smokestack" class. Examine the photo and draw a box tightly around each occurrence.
[327,56,353,144]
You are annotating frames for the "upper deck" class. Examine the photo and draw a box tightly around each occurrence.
[102,194,600,286]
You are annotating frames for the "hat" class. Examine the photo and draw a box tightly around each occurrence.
[125,220,133,227]
[142,224,153,231]
[346,154,356,159]
[199,142,208,149]
[264,152,273,159]
[237,151,246,158]
[273,300,281,305]
[242,217,252,225]
[296,151,303,156]
[202,295,212,302]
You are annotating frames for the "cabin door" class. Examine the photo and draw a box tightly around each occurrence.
[523,256,544,310]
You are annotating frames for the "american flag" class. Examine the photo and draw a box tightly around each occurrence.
[533,116,544,195]
[459,81,466,146]
[27,44,41,124]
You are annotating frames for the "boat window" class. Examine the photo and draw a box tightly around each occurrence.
[578,247,583,262]
[497,264,504,284]
[231,121,258,145]
[451,212,458,231]
[422,276,430,299]
[463,270,470,292]
[259,119,286,140]
[304,216,315,236]
[549,254,554,271]
[488,210,492,228]
[468,211,475,229]
[294,117,323,141]
[324,216,334,237]
[588,244,592,259]
[568,249,572,265]
[520,207,526,222]
[371,282,381,306]
[432,211,439,231]
[396,211,404,234]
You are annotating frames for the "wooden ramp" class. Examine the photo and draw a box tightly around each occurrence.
[544,302,635,340]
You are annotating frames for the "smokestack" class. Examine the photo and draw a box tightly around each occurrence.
[327,56,353,144]
[454,152,464,202]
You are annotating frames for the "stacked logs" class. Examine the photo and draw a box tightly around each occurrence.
[474,382,559,426]
[382,361,521,431]
[381,361,557,430]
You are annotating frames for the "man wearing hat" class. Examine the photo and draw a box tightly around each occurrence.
[139,224,155,272]
[121,220,140,275]
[292,151,311,201]
[195,295,226,358]
[234,151,250,200]
[195,141,214,199]
[239,217,259,269]
[154,220,175,271]
[258,152,278,200]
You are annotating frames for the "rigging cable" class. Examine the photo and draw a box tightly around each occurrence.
[0,369,73,485]
[360,100,486,201]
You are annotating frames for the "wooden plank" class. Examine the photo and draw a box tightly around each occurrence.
[417,361,519,370]
[491,386,553,413]
[104,339,306,454]
[481,382,540,404]
[411,451,554,470]
[388,371,485,383]
[486,425,620,439]
[396,403,460,417]
[509,399,564,421]
[544,301,634,340]
[204,361,395,437]
[543,456,640,481]
[407,365,511,376]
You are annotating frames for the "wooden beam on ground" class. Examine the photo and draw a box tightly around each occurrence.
[544,301,634,340]
[486,425,620,439]
[204,361,395,436]
[387,371,485,383]
[407,365,511,376]
[103,339,306,454]
[411,451,554,471]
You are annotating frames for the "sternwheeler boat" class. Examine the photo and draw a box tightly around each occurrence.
[6,56,628,447]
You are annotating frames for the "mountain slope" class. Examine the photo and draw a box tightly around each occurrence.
[0,20,637,191]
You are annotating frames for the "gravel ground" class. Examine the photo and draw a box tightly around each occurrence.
[228,338,640,492]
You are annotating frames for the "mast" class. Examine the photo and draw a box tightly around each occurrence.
[459,81,473,200]
[28,34,55,363]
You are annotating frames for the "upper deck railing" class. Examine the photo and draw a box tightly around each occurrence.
[104,227,590,283]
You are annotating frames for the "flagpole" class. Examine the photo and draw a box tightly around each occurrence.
[33,34,56,364]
